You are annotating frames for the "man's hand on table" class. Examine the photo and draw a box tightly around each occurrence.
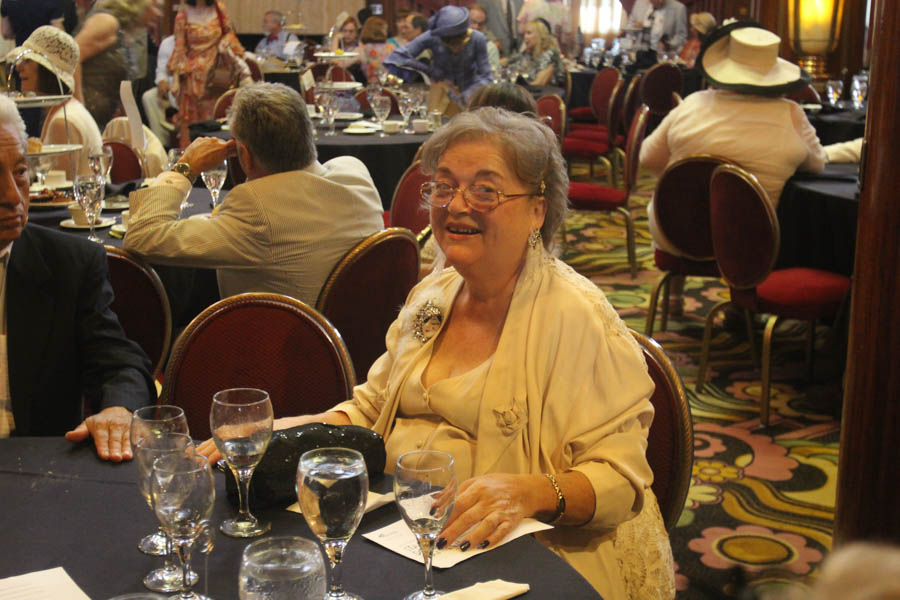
[64,406,134,462]
[179,137,236,174]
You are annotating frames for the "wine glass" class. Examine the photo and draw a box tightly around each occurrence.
[27,154,51,188]
[239,536,327,600]
[88,145,114,183]
[201,160,227,209]
[365,82,381,122]
[399,93,416,134]
[134,432,198,593]
[150,452,215,600]
[323,92,340,136]
[210,388,273,538]
[296,447,368,600]
[825,79,843,106]
[74,173,105,243]
[131,406,190,556]
[372,95,391,138]
[394,450,457,600]
[851,75,868,110]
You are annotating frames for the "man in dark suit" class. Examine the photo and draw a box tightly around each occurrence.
[0,95,154,460]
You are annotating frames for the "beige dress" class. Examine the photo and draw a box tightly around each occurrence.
[41,98,103,180]
[333,244,675,599]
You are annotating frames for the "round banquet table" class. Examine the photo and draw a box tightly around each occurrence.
[777,162,859,277]
[0,437,603,600]
[807,107,866,146]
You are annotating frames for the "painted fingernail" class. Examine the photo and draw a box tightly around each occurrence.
[459,541,470,552]
[478,540,490,549]
[429,506,437,516]
[436,538,447,550]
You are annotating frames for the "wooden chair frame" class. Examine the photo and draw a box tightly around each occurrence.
[536,93,567,142]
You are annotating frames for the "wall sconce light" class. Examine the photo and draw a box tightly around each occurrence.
[787,0,846,79]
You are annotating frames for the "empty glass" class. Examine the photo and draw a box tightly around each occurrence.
[825,79,843,105]
[296,448,368,600]
[399,94,417,134]
[74,173,105,242]
[239,536,326,600]
[851,75,868,110]
[201,160,227,209]
[394,451,457,600]
[372,95,392,138]
[27,154,51,188]
[210,388,273,538]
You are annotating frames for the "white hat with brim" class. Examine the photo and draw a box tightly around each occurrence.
[5,26,80,93]
[699,21,810,97]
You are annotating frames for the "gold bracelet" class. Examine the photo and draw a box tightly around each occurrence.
[543,473,566,524]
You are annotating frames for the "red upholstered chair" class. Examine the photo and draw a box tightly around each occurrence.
[631,330,693,532]
[562,79,622,185]
[622,73,644,137]
[697,165,851,425]
[105,247,172,378]
[326,65,356,82]
[644,156,729,337]
[354,88,401,115]
[161,293,356,439]
[640,62,682,129]
[536,93,566,142]
[213,88,238,119]
[307,63,330,81]
[565,104,650,278]
[246,58,263,82]
[389,161,431,235]
[786,84,821,104]
[103,140,144,183]
[569,66,619,124]
[316,228,420,383]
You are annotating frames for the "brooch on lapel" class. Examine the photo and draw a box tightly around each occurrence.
[413,299,443,343]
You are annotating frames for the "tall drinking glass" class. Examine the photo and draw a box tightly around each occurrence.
[399,94,416,134]
[825,79,843,105]
[296,448,368,600]
[394,451,457,600]
[239,536,327,600]
[134,432,198,592]
[130,406,190,555]
[74,173,105,242]
[851,75,868,110]
[372,95,391,138]
[201,160,227,208]
[210,388,273,537]
[150,453,215,600]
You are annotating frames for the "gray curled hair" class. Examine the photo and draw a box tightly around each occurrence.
[0,95,28,152]
[228,82,317,175]
[418,107,568,248]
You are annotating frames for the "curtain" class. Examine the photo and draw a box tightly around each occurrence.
[579,0,625,38]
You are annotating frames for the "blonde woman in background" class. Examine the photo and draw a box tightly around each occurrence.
[508,19,565,86]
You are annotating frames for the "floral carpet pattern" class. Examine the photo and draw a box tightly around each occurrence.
[561,166,840,599]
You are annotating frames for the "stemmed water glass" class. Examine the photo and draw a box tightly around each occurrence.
[825,79,843,106]
[210,388,273,537]
[135,432,198,593]
[239,536,326,600]
[27,154,51,188]
[201,160,227,209]
[399,93,416,134]
[372,95,391,138]
[296,447,368,600]
[365,82,382,122]
[150,452,215,600]
[88,144,114,183]
[394,450,457,600]
[851,75,868,110]
[74,173,105,242]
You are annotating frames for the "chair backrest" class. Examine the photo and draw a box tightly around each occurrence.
[653,155,730,261]
[104,247,172,378]
[316,228,420,383]
[640,62,683,117]
[606,78,626,147]
[622,104,650,194]
[389,161,431,234]
[213,88,239,120]
[103,140,144,183]
[589,66,621,126]
[709,164,780,290]
[622,72,644,132]
[630,329,693,533]
[536,93,566,142]
[246,58,263,82]
[354,89,400,115]
[326,65,355,82]
[308,62,330,81]
[161,293,356,439]
[786,84,821,104]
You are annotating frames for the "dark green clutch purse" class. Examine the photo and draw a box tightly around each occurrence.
[224,423,386,510]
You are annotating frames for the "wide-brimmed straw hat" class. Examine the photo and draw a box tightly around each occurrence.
[698,21,810,97]
[429,6,469,38]
[6,26,80,93]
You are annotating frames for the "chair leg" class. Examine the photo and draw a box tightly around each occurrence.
[760,315,779,426]
[806,319,816,382]
[744,309,759,368]
[696,300,732,392]
[616,206,637,278]
[598,156,615,187]
[660,276,671,332]
[645,272,672,337]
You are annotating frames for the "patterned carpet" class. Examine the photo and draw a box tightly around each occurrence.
[561,165,840,599]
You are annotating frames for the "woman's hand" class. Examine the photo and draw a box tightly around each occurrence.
[437,473,554,551]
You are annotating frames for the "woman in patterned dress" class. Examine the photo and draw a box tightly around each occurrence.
[357,17,396,84]
[508,20,565,87]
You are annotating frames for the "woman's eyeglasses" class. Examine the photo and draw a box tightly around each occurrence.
[420,180,545,213]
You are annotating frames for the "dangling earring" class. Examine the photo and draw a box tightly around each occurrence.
[528,228,542,249]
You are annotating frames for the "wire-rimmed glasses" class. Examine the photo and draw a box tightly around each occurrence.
[420,180,545,213]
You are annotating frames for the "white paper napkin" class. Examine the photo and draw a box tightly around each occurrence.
[0,567,90,600]
[286,490,395,515]
[363,518,552,569]
[441,579,530,600]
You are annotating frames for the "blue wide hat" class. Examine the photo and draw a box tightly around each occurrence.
[429,6,470,38]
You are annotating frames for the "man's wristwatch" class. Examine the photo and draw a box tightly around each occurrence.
[171,161,197,184]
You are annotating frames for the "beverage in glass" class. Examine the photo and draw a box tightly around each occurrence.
[201,160,227,208]
[296,447,368,600]
[851,75,867,110]
[399,94,416,134]
[74,173,105,242]
[210,388,273,537]
[825,79,843,105]
[239,536,326,600]
[88,145,113,182]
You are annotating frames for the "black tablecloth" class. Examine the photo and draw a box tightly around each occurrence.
[777,163,859,276]
[0,437,601,600]
[808,108,866,145]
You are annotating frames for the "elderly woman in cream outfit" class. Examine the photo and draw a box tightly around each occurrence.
[202,108,675,599]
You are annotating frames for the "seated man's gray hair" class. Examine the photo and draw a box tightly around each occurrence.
[0,95,28,152]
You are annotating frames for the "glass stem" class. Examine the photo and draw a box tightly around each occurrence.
[329,117,336,135]
[323,540,346,598]
[176,539,195,599]
[164,534,176,570]
[419,535,437,597]
[234,466,256,523]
